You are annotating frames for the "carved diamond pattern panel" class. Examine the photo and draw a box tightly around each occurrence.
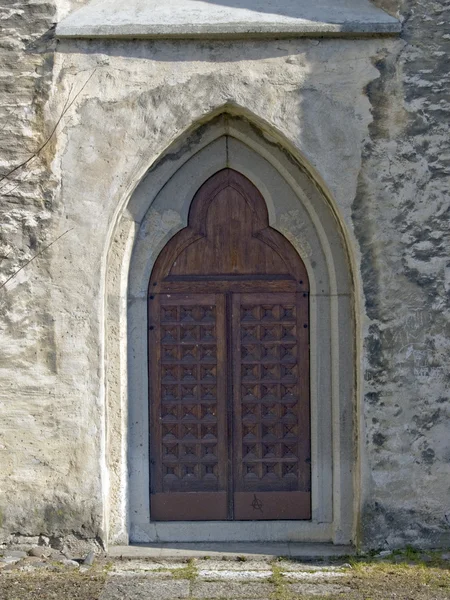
[235,297,303,493]
[152,291,308,515]
[157,301,221,493]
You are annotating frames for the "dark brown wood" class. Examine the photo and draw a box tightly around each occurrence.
[159,279,301,295]
[148,169,310,522]
[149,293,228,521]
[149,169,309,294]
[151,492,227,521]
[231,292,311,518]
[170,185,287,277]
[296,292,311,492]
[234,491,311,520]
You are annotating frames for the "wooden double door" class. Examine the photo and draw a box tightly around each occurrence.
[148,169,311,521]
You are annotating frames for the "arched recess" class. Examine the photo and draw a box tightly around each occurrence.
[104,112,356,545]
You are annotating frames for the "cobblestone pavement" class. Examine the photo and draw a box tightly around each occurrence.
[1,547,450,599]
[99,559,353,599]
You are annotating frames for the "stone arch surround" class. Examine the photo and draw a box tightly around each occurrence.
[105,113,357,545]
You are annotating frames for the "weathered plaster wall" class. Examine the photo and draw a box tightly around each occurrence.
[0,0,448,550]
[0,0,105,547]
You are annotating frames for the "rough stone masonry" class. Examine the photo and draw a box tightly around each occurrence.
[0,0,449,551]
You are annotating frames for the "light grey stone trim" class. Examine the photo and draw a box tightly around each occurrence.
[105,114,356,545]
[56,0,401,39]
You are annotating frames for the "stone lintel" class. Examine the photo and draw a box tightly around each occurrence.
[56,0,401,39]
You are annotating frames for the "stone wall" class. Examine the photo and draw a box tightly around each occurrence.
[359,0,450,548]
[0,0,448,549]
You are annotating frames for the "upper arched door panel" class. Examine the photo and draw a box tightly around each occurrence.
[149,169,309,294]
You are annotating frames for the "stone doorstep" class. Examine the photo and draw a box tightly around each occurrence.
[108,542,355,561]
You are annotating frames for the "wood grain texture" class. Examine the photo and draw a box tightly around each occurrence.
[232,293,311,506]
[148,169,310,521]
[151,492,228,521]
[149,169,309,293]
[149,294,228,520]
[234,491,311,520]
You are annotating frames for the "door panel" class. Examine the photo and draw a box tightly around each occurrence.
[233,491,310,520]
[151,492,227,521]
[148,170,311,522]
[232,293,311,520]
[169,184,289,277]
[149,294,228,521]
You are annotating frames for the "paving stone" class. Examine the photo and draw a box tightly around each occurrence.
[114,569,174,578]
[100,574,190,600]
[199,569,272,580]
[276,561,346,571]
[284,571,346,580]
[196,560,271,571]
[192,581,274,598]
[112,560,186,572]
[288,582,352,595]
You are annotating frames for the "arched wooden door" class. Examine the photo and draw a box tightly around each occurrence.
[148,169,310,521]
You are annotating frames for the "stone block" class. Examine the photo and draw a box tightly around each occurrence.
[198,569,272,580]
[288,582,352,595]
[100,575,190,600]
[192,581,274,598]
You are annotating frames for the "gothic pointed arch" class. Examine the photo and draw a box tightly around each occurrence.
[150,168,308,291]
[104,111,357,545]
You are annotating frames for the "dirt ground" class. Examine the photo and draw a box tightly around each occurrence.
[0,553,449,599]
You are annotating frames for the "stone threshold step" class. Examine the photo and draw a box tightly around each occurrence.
[108,543,355,560]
